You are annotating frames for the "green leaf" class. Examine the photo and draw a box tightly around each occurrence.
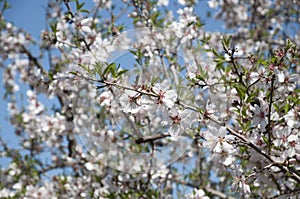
[48,70,54,80]
[222,35,232,51]
[129,50,137,56]
[215,60,225,70]
[239,146,248,153]
[286,39,295,49]
[102,65,110,77]
[243,120,251,132]
[80,9,89,13]
[262,136,269,145]
[50,21,58,33]
[151,11,161,23]
[117,69,128,77]
[103,62,117,78]
[94,62,103,77]
[78,63,88,71]
[78,63,93,75]
[235,84,246,100]
[3,0,10,10]
[212,48,222,58]
[69,71,78,76]
[245,94,255,104]
[110,63,117,77]
[75,0,85,11]
[284,102,289,114]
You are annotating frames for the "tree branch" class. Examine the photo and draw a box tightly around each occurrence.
[135,133,170,144]
[266,74,275,154]
[21,45,47,75]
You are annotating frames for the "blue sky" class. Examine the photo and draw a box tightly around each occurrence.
[4,0,48,39]
[3,0,224,38]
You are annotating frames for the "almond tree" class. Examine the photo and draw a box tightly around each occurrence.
[0,0,299,198]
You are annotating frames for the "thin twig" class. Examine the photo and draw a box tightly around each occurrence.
[135,133,170,144]
[63,0,75,18]
[21,45,46,75]
[266,74,275,154]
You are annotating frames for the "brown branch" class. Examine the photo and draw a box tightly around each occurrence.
[135,133,170,144]
[266,74,275,154]
[63,0,75,18]
[231,56,246,89]
[21,45,46,75]
[75,72,158,98]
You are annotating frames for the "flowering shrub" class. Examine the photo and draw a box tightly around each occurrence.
[0,0,299,198]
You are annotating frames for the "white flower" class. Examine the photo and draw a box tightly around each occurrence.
[249,69,264,85]
[178,0,187,5]
[119,90,141,114]
[152,165,169,181]
[85,162,94,171]
[187,64,199,80]
[153,80,177,108]
[163,108,195,137]
[139,96,154,110]
[27,90,45,115]
[157,0,168,6]
[287,134,300,157]
[187,188,210,199]
[87,36,115,64]
[202,126,234,153]
[250,99,268,131]
[234,46,244,57]
[284,109,300,128]
[222,154,235,166]
[230,165,251,194]
[93,0,112,8]
[273,126,291,147]
[224,52,231,61]
[97,91,113,106]
[277,71,285,83]
[12,182,22,190]
[207,0,219,8]
[177,7,196,24]
[251,104,267,130]
[76,17,93,33]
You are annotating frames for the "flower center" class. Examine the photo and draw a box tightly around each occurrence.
[170,115,181,124]
[157,90,165,104]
